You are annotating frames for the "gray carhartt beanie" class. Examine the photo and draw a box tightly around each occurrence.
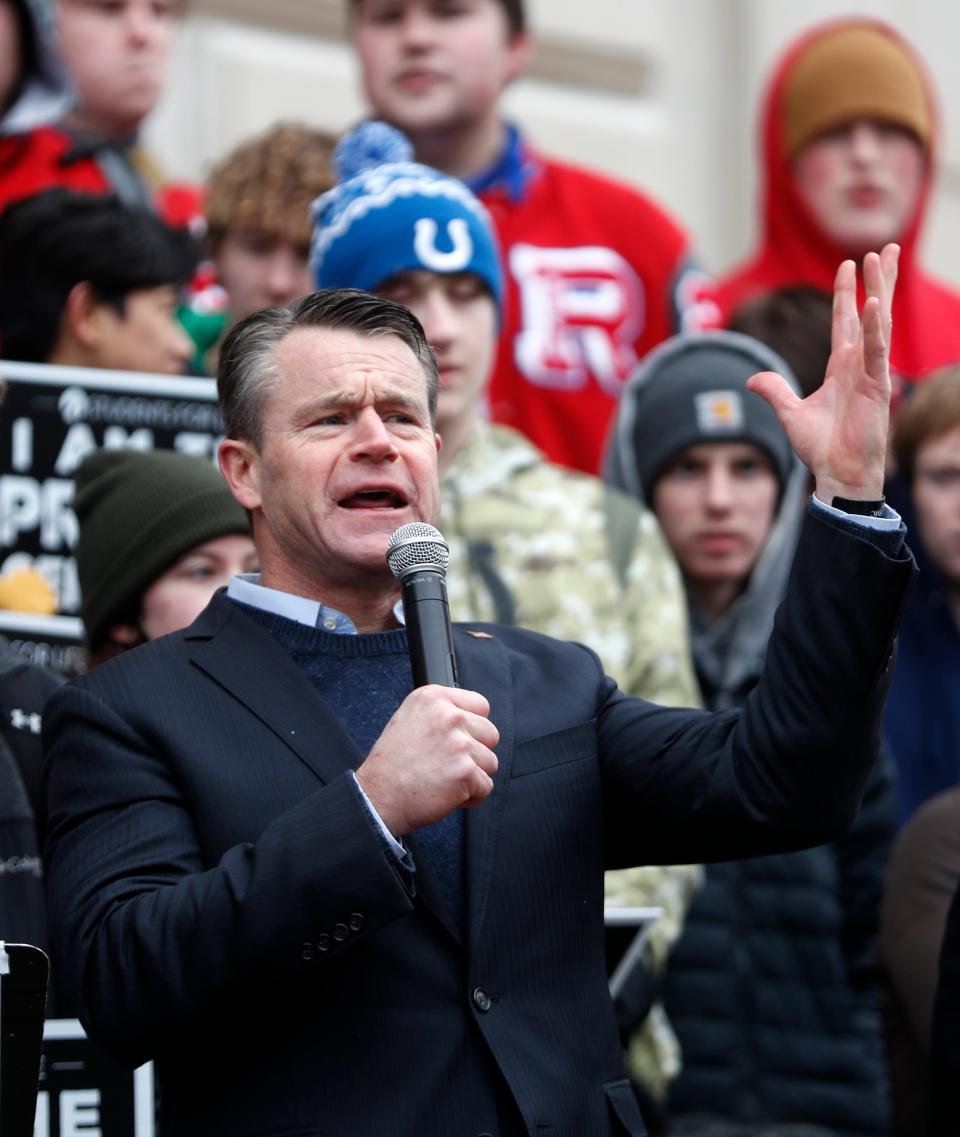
[608,331,797,503]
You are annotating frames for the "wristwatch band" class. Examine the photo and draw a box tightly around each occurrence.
[831,495,886,517]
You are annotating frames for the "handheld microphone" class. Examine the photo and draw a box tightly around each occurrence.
[386,522,459,689]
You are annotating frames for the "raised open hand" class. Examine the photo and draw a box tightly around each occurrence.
[747,243,899,503]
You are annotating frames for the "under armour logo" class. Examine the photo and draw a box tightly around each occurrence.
[414,218,473,273]
[10,708,42,735]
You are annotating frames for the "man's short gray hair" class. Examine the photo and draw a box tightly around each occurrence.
[216,288,440,447]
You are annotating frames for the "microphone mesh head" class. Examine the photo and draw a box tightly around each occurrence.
[384,520,448,577]
[386,522,449,579]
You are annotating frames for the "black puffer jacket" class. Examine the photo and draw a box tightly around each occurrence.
[605,332,895,1135]
[0,638,61,957]
[662,693,895,1137]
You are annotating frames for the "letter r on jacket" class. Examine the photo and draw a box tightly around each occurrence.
[510,244,644,395]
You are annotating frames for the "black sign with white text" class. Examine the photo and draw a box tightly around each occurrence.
[0,611,85,680]
[35,1020,154,1137]
[0,361,220,614]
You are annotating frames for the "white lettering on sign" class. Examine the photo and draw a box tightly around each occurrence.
[53,424,97,477]
[102,426,154,455]
[53,423,156,477]
[13,417,34,472]
[32,1089,102,1137]
[33,1089,48,1136]
[0,854,42,876]
[0,477,76,550]
[0,475,39,545]
[510,244,645,396]
[60,1088,101,1136]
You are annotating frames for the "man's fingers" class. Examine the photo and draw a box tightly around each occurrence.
[863,244,899,340]
[831,259,859,353]
[880,242,900,296]
[453,742,497,793]
[861,296,889,385]
[747,371,802,422]
[464,712,500,750]
[461,768,495,809]
[423,685,499,747]
[471,744,499,778]
[879,242,899,337]
[433,685,490,717]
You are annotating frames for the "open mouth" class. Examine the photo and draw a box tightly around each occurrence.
[339,489,408,510]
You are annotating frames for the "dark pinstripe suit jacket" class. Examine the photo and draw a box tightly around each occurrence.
[42,511,914,1137]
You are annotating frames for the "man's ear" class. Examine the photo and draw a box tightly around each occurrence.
[218,436,262,511]
[63,282,110,349]
[504,30,533,86]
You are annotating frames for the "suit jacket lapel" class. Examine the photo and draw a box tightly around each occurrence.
[456,628,515,950]
[183,594,364,786]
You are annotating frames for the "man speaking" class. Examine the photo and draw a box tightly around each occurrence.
[43,247,911,1137]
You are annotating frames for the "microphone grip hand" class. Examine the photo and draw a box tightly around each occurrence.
[355,686,500,836]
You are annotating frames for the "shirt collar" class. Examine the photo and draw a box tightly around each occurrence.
[465,122,540,204]
[226,573,405,635]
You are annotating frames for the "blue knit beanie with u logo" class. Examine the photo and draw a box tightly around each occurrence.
[309,121,503,310]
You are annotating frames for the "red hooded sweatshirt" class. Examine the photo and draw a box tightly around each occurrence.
[712,18,960,387]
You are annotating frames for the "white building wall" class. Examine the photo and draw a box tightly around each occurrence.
[143,0,960,285]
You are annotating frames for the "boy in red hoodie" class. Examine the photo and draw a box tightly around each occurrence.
[713,18,960,396]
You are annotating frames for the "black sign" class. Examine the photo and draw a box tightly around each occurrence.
[0,362,220,614]
[36,1020,154,1137]
[0,943,48,1137]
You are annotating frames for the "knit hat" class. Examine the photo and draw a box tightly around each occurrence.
[74,448,250,653]
[782,25,931,158]
[611,331,796,502]
[310,122,502,309]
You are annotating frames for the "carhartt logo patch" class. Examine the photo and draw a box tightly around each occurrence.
[694,390,743,434]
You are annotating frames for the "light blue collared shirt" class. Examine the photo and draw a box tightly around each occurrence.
[227,573,405,632]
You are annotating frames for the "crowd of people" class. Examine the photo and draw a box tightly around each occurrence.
[0,2,958,1135]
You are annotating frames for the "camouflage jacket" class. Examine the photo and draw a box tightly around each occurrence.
[441,422,701,1099]
[441,422,699,707]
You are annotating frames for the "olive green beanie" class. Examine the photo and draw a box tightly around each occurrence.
[74,448,251,653]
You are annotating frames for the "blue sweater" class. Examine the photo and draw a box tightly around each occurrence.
[235,604,465,928]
